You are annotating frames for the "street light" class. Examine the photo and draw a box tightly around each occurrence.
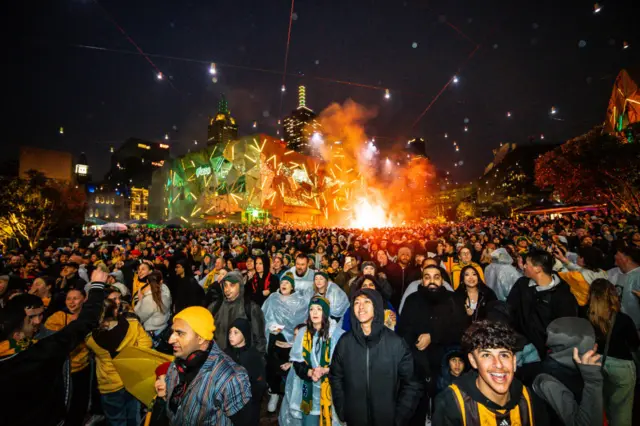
[209,62,217,75]
[384,89,391,100]
[452,75,459,84]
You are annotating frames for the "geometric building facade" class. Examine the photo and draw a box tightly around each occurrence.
[153,134,336,225]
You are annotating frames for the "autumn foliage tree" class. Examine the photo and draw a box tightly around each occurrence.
[534,126,640,215]
[0,170,86,249]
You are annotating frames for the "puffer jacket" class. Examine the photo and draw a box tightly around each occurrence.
[86,317,152,394]
[330,289,422,426]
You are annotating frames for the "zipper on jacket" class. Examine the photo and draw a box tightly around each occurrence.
[366,347,372,424]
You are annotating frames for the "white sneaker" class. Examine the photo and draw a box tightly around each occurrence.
[425,416,432,426]
[267,393,280,413]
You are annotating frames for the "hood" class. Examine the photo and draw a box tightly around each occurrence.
[440,348,466,381]
[228,317,252,348]
[351,288,385,347]
[490,248,513,265]
[547,317,595,369]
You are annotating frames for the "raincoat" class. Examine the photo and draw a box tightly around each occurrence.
[261,291,309,344]
[278,321,344,426]
[300,281,350,325]
[484,248,522,301]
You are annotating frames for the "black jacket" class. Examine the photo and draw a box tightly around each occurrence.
[330,289,422,426]
[398,285,468,380]
[0,282,105,426]
[247,272,279,307]
[169,274,205,314]
[383,262,420,309]
[433,370,549,425]
[455,283,498,323]
[506,275,578,359]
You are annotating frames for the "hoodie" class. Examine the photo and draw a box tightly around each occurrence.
[484,248,522,301]
[533,317,603,426]
[330,288,422,426]
[211,273,266,354]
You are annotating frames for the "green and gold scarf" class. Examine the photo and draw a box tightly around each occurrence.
[300,329,332,425]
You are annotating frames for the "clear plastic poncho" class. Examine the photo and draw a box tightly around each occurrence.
[278,321,345,426]
[261,291,309,344]
[299,282,350,327]
[484,248,523,301]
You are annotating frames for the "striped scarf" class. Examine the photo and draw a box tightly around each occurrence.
[300,329,332,425]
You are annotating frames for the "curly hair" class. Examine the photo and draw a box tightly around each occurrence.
[462,320,517,353]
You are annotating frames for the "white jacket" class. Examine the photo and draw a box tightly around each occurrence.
[134,284,172,332]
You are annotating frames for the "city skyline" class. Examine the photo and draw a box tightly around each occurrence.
[6,0,638,182]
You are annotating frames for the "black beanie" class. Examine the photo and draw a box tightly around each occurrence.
[230,317,252,347]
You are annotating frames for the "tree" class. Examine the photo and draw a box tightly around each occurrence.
[456,201,476,221]
[0,171,86,249]
[534,126,640,215]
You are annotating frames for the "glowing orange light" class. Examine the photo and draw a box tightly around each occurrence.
[348,198,393,229]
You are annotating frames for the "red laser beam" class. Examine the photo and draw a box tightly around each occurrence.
[72,43,438,99]
[411,44,480,128]
[93,0,176,90]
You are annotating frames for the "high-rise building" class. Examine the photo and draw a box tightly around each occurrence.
[207,95,238,146]
[282,86,322,156]
[105,138,171,189]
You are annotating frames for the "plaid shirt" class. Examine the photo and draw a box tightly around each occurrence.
[165,342,251,426]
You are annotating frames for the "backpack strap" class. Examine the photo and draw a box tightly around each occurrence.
[449,384,467,426]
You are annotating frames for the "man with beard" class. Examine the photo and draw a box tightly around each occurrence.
[210,271,266,354]
[398,264,467,425]
[433,320,549,425]
[285,253,315,293]
[385,246,421,309]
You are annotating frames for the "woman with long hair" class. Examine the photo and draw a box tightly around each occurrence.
[248,254,280,307]
[450,246,485,290]
[455,265,497,323]
[86,298,152,426]
[587,279,639,426]
[133,271,171,348]
[132,260,154,307]
[311,272,349,326]
[43,289,90,426]
[280,296,344,425]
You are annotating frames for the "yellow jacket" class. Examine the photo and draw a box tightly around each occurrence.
[45,311,90,373]
[86,318,152,394]
[451,262,485,290]
[558,271,590,306]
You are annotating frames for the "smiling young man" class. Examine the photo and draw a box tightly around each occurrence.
[433,320,549,426]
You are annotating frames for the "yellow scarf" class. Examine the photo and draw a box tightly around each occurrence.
[300,330,332,425]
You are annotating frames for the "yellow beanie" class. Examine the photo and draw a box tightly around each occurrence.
[174,306,216,341]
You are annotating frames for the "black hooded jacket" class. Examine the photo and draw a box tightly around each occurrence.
[169,260,205,314]
[224,318,268,403]
[329,289,422,426]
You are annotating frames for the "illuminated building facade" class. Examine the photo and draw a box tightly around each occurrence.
[86,185,128,222]
[282,86,322,157]
[130,187,149,220]
[150,134,369,226]
[207,95,238,146]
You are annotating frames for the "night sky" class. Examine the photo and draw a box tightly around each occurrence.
[8,0,638,182]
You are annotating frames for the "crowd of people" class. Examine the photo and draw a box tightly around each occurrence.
[1,212,640,426]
